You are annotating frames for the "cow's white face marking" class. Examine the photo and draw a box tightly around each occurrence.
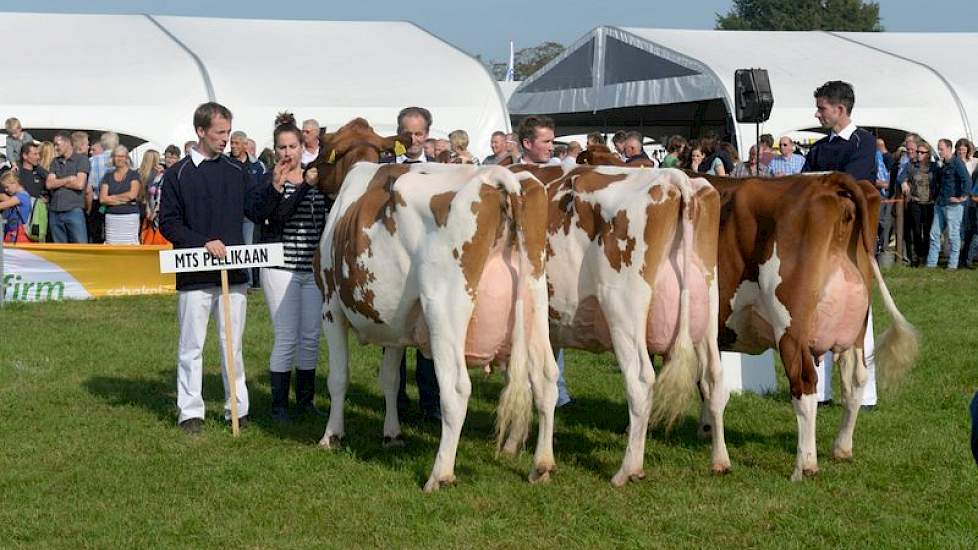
[726,242,792,346]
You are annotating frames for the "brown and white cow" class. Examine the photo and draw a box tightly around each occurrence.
[307,119,558,492]
[704,173,918,480]
[579,150,920,480]
[510,162,728,485]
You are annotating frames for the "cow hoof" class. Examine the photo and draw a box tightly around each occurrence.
[790,467,819,481]
[528,466,554,485]
[711,463,731,475]
[318,434,343,449]
[833,447,853,461]
[423,475,457,493]
[383,435,405,448]
[611,470,644,487]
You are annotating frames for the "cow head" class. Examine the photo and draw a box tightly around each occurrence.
[305,118,412,196]
[576,144,626,167]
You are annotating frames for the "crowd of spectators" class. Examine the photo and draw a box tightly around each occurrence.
[2,113,976,268]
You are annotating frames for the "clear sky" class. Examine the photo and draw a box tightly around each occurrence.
[3,0,975,61]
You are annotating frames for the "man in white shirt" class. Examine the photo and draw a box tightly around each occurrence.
[388,106,439,421]
[517,115,560,166]
[516,115,570,406]
[300,119,321,167]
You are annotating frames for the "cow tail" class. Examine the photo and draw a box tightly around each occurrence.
[650,176,699,431]
[495,175,533,455]
[870,256,919,390]
[839,176,919,390]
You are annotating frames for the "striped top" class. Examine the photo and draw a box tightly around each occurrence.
[280,182,328,271]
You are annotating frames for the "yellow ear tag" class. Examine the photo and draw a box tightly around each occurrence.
[327,149,336,164]
[393,141,407,157]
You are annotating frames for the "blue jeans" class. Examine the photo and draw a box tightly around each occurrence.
[927,203,964,268]
[49,208,88,243]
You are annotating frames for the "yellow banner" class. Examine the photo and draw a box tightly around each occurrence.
[3,243,176,301]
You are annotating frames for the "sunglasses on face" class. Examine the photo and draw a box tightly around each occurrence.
[916,150,929,155]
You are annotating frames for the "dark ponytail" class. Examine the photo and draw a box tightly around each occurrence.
[273,111,302,145]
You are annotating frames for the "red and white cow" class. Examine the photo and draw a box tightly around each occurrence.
[308,120,558,492]
[579,149,920,480]
[706,173,918,480]
[511,163,728,484]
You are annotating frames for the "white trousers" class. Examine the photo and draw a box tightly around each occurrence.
[815,309,878,406]
[104,212,140,244]
[176,284,249,422]
[261,268,322,373]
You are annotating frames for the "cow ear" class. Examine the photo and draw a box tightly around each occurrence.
[382,134,412,157]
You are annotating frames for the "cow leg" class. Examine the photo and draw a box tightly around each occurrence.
[696,340,730,474]
[379,346,406,447]
[602,286,655,487]
[833,347,867,460]
[318,301,349,449]
[423,305,472,493]
[780,334,819,481]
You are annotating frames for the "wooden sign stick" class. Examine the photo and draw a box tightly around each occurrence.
[220,269,240,436]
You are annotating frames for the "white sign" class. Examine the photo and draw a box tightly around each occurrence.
[159,243,285,273]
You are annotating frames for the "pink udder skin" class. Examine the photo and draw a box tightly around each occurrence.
[810,261,868,354]
[646,260,709,354]
[414,250,530,368]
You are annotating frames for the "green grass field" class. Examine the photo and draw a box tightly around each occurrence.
[1,266,976,548]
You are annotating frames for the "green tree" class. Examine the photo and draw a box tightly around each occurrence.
[478,41,566,81]
[716,0,882,31]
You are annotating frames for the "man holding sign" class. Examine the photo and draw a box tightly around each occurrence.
[160,102,257,434]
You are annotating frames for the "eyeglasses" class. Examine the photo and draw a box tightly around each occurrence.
[916,150,929,155]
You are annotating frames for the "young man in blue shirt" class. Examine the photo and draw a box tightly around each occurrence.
[926,139,971,269]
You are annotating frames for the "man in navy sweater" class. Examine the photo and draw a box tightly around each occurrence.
[803,81,879,410]
[802,80,877,182]
[160,102,257,435]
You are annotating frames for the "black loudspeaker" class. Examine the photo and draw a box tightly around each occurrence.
[734,69,774,123]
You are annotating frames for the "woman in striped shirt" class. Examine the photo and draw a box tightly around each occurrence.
[248,113,330,422]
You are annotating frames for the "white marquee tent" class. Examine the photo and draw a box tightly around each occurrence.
[2,12,509,158]
[509,27,976,153]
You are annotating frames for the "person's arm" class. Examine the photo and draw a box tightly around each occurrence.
[159,168,212,248]
[244,170,281,224]
[951,160,971,202]
[268,182,312,223]
[45,171,77,190]
[845,134,877,182]
[65,171,88,191]
[713,158,727,176]
[802,149,814,173]
[98,182,112,205]
[0,193,22,210]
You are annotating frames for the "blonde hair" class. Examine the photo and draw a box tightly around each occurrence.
[137,149,160,204]
[4,117,21,132]
[38,141,55,170]
[0,170,20,189]
[448,130,469,152]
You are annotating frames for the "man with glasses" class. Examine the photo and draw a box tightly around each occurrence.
[769,136,805,177]
[898,140,936,267]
